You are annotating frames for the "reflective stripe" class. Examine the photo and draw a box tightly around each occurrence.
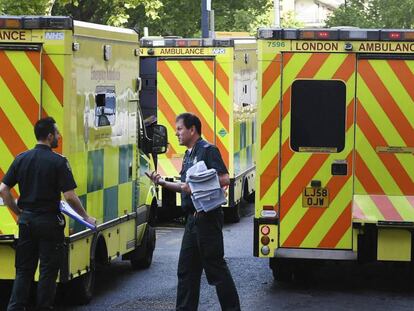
[353,194,414,222]
[278,53,355,249]
[356,59,414,197]
[0,49,65,233]
[157,59,231,180]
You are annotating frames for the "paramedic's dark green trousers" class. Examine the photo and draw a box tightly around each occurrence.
[176,209,240,311]
[7,212,64,311]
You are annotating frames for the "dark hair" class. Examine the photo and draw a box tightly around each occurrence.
[34,117,56,140]
[176,113,202,135]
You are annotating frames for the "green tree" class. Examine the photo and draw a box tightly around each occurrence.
[0,0,56,15]
[281,11,304,28]
[213,0,272,34]
[2,0,273,37]
[128,0,272,37]
[126,0,200,37]
[325,0,414,28]
[51,0,161,27]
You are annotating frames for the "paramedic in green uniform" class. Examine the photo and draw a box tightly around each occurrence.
[147,113,240,311]
[0,117,96,311]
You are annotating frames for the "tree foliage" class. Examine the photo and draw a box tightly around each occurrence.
[1,0,273,37]
[0,0,57,15]
[325,0,414,28]
[51,0,161,26]
[127,0,272,37]
[281,11,304,28]
[126,0,200,37]
[213,0,272,35]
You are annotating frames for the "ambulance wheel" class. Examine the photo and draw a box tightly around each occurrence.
[67,263,95,305]
[270,258,293,283]
[148,200,158,226]
[130,226,156,269]
[243,181,255,203]
[224,204,240,223]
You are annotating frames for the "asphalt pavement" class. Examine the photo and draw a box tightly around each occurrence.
[2,202,414,310]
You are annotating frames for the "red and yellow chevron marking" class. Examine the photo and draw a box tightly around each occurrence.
[353,195,414,223]
[0,50,40,233]
[256,54,288,216]
[355,58,414,197]
[277,53,356,249]
[156,60,230,178]
[0,49,65,234]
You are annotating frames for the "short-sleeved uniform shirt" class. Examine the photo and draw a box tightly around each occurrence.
[2,144,77,214]
[180,138,228,214]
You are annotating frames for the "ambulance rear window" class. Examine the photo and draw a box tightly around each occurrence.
[290,80,346,153]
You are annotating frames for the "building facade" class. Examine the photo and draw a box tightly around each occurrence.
[279,0,344,27]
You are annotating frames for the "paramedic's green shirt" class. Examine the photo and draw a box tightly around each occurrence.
[2,144,77,213]
[180,138,228,214]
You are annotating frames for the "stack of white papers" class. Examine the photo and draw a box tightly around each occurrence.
[186,161,227,212]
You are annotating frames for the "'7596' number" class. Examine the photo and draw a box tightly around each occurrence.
[267,41,285,48]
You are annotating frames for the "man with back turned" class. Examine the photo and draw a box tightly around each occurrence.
[0,117,96,310]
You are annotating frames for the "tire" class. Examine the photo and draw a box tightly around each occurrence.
[243,181,255,203]
[224,203,240,223]
[130,226,156,269]
[65,263,95,305]
[64,234,102,305]
[148,200,158,226]
[270,258,293,283]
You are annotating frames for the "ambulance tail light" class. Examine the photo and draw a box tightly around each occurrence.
[188,39,202,46]
[261,235,270,245]
[385,31,402,40]
[176,39,187,47]
[0,17,22,29]
[300,31,315,39]
[261,225,270,235]
[317,31,330,39]
[299,29,339,40]
[0,16,72,29]
[261,246,270,255]
[403,32,414,40]
[381,30,414,41]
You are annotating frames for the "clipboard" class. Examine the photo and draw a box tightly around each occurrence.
[60,201,96,230]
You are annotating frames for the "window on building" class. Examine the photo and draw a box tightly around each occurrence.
[290,79,346,153]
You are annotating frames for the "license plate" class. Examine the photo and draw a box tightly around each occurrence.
[302,187,329,208]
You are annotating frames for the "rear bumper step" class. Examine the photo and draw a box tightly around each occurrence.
[275,248,357,260]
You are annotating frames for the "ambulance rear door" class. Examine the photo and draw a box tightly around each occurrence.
[156,58,216,177]
[354,54,414,222]
[0,45,42,236]
[278,52,356,251]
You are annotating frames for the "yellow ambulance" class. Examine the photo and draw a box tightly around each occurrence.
[140,37,257,222]
[0,16,167,303]
[255,27,414,280]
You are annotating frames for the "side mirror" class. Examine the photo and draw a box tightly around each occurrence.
[152,124,168,154]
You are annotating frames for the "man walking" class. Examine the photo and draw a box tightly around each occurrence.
[0,117,96,310]
[147,113,240,311]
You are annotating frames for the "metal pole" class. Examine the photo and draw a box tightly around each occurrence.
[273,0,280,27]
[202,0,210,38]
[209,10,215,38]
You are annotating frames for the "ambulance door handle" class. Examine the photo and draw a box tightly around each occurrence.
[128,162,133,179]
